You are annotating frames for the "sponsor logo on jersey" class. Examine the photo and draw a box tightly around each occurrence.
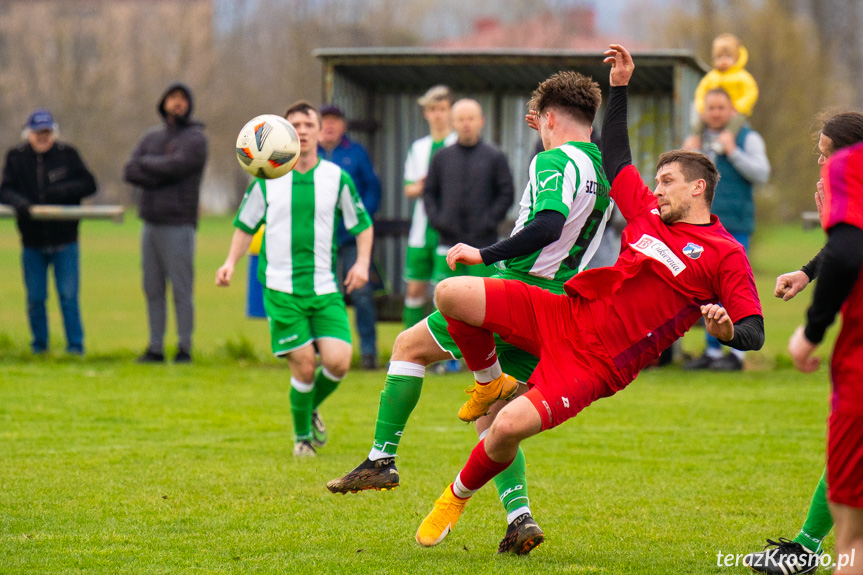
[537,170,563,193]
[630,234,687,276]
[562,397,570,409]
[682,242,704,260]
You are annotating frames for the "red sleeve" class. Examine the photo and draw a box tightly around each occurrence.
[610,165,657,222]
[715,246,763,322]
[822,143,863,231]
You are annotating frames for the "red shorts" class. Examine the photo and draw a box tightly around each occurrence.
[828,410,863,508]
[482,278,620,430]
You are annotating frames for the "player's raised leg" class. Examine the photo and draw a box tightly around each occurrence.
[416,394,543,547]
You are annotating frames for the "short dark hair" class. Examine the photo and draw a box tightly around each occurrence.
[656,150,721,206]
[820,111,863,152]
[704,87,733,103]
[528,71,602,127]
[284,100,318,123]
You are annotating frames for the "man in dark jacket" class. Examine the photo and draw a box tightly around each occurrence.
[424,99,514,282]
[0,109,97,354]
[318,104,382,369]
[123,83,208,363]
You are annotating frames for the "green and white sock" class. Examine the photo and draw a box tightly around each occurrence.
[290,377,314,442]
[312,366,343,410]
[403,297,427,330]
[483,429,530,522]
[369,361,425,460]
[793,468,832,553]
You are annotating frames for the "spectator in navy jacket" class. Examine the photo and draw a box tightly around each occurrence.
[318,105,382,369]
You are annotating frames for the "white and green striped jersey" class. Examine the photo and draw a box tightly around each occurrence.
[500,142,613,283]
[233,158,372,296]
[404,132,457,248]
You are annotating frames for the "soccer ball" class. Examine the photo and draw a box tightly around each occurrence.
[236,114,300,179]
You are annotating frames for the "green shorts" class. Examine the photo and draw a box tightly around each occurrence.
[405,228,439,283]
[432,245,496,284]
[263,289,351,356]
[424,270,565,382]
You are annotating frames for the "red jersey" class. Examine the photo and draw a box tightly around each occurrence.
[563,165,763,385]
[821,144,863,415]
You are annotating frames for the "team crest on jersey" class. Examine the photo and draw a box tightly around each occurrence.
[537,170,562,193]
[630,234,687,276]
[682,242,704,260]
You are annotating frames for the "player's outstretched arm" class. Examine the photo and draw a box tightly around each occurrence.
[216,229,254,287]
[601,44,634,183]
[449,210,566,270]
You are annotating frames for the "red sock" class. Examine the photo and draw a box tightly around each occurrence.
[456,439,514,493]
[443,315,497,371]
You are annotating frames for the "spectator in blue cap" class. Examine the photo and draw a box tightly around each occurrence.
[0,108,97,355]
[318,104,382,369]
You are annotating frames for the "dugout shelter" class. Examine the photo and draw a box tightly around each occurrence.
[314,47,708,295]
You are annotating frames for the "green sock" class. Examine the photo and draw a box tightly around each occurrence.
[403,300,427,330]
[370,362,425,458]
[793,468,832,553]
[794,469,833,553]
[312,367,342,410]
[494,446,530,521]
[290,377,314,441]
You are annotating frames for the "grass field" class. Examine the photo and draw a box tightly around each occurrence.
[0,217,843,574]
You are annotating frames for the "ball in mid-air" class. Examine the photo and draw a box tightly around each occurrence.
[236,114,300,179]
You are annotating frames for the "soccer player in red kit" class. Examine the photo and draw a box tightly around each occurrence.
[789,141,863,574]
[414,44,765,552]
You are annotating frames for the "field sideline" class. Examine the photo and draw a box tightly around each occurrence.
[0,217,842,573]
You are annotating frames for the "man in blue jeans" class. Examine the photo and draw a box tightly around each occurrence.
[0,109,97,354]
[318,104,382,368]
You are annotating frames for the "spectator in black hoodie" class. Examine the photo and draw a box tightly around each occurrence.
[124,83,208,364]
[0,109,97,355]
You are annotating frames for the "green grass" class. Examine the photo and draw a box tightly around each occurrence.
[0,218,843,573]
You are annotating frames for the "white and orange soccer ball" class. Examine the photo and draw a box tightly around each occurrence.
[235,114,300,179]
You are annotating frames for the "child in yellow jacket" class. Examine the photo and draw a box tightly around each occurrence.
[690,34,758,141]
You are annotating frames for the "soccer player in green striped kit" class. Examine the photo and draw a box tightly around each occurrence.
[216,101,373,457]
[402,85,458,329]
[327,71,613,554]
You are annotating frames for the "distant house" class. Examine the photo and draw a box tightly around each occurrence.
[430,7,648,51]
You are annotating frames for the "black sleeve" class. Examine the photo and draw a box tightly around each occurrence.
[479,210,566,265]
[800,248,824,281]
[600,85,633,182]
[804,223,863,343]
[718,314,765,351]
